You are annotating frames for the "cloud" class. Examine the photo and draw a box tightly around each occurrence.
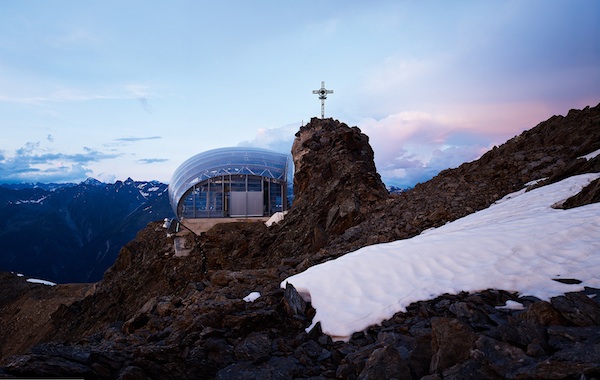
[137,158,168,164]
[123,84,155,113]
[365,56,438,95]
[0,87,113,105]
[114,136,162,143]
[238,122,300,154]
[137,97,153,113]
[376,145,487,189]
[0,82,160,109]
[359,111,493,188]
[0,142,119,184]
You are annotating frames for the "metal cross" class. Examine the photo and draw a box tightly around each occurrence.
[312,81,333,118]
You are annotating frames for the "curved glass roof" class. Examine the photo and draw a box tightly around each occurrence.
[168,147,290,215]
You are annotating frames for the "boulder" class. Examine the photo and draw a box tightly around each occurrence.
[429,317,478,373]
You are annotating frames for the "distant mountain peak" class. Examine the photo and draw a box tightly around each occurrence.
[81,178,103,186]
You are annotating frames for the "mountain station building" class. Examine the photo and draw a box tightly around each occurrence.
[168,147,290,221]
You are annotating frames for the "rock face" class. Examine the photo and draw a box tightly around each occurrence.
[290,117,388,236]
[265,118,389,265]
[1,104,600,379]
[0,272,92,360]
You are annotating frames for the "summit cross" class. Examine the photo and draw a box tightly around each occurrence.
[312,81,333,118]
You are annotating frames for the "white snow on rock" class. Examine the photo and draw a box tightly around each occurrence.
[265,211,287,227]
[243,292,261,302]
[26,278,57,286]
[282,173,600,342]
[495,300,526,310]
[579,148,600,161]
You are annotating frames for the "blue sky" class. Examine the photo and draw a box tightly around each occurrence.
[1,1,598,187]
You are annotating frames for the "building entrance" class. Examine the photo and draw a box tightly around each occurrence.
[230,191,263,217]
[179,174,284,219]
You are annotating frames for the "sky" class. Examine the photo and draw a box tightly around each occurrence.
[0,1,599,187]
[281,170,600,342]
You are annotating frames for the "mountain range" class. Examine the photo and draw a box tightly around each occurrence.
[0,178,173,283]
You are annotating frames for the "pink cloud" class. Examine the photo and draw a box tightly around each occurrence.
[357,105,542,187]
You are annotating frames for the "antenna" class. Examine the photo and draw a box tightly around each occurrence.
[312,81,333,118]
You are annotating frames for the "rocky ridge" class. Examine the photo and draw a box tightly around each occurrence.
[1,104,600,379]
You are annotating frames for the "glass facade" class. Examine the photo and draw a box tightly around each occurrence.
[168,147,290,219]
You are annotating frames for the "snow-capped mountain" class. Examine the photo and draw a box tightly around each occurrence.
[0,178,173,283]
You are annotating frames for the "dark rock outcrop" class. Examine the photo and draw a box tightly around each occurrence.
[0,272,92,360]
[264,118,389,266]
[1,103,600,379]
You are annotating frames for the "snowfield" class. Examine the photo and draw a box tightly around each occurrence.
[282,173,600,342]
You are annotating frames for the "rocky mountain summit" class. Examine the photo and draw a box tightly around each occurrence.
[1,104,600,379]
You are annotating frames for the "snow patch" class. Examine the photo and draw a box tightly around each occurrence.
[282,173,600,342]
[495,300,525,310]
[14,196,48,205]
[493,178,547,205]
[579,148,600,161]
[27,278,57,286]
[265,211,287,227]
[243,292,261,302]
